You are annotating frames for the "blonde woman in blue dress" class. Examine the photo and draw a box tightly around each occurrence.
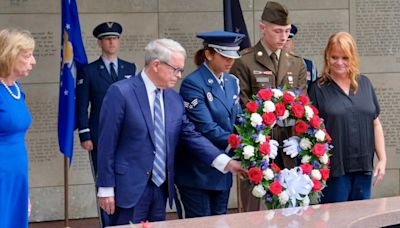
[0,28,36,228]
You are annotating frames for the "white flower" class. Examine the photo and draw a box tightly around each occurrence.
[304,106,314,120]
[280,110,289,120]
[250,113,263,127]
[299,138,312,150]
[319,153,329,164]
[301,155,311,164]
[255,133,266,144]
[263,100,276,113]
[252,184,266,198]
[272,88,283,98]
[302,195,310,206]
[315,130,326,142]
[263,168,274,181]
[311,169,322,180]
[265,210,275,220]
[242,145,255,159]
[278,190,289,204]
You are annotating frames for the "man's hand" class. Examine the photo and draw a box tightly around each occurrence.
[81,140,93,151]
[283,136,300,158]
[224,160,247,179]
[269,139,279,159]
[99,196,115,215]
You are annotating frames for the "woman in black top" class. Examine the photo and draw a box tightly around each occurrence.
[308,32,386,203]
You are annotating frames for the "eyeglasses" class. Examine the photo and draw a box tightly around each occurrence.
[161,61,184,75]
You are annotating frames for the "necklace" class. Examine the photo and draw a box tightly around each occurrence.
[1,79,21,100]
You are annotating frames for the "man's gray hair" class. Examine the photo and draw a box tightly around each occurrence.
[144,38,186,66]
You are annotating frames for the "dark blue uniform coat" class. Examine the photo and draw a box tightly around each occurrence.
[176,64,242,191]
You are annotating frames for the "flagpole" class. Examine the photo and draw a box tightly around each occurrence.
[64,156,70,228]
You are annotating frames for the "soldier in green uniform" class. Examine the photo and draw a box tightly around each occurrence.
[230,1,307,212]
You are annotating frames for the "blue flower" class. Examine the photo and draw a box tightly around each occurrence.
[250,161,257,167]
[264,193,273,202]
[260,160,269,170]
[252,134,258,140]
[313,160,321,169]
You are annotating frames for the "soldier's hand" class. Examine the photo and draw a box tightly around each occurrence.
[224,160,247,179]
[81,140,93,151]
[283,136,300,158]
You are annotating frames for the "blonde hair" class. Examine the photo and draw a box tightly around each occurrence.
[0,28,35,78]
[320,32,360,92]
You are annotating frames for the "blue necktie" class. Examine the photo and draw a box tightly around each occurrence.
[152,88,166,186]
[109,62,118,82]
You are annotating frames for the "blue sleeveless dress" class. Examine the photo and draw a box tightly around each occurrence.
[0,82,31,228]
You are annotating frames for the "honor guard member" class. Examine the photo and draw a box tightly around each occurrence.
[175,31,275,218]
[283,24,319,87]
[75,21,136,228]
[230,1,307,212]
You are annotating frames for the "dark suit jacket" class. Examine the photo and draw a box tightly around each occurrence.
[76,57,136,145]
[175,64,242,191]
[96,73,223,208]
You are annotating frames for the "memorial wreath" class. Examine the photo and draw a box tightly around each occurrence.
[229,88,332,209]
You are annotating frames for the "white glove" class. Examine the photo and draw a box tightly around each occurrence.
[269,139,279,159]
[283,136,300,158]
[276,118,296,127]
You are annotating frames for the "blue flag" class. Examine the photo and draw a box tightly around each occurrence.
[223,0,251,50]
[58,0,87,162]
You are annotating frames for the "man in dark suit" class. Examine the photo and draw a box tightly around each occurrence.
[96,38,245,226]
[75,21,136,227]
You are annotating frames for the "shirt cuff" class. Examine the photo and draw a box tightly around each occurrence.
[211,154,231,174]
[97,187,114,197]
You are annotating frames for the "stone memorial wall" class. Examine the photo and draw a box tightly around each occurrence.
[0,0,398,222]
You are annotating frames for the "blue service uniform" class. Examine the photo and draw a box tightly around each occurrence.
[175,63,242,217]
[75,57,136,175]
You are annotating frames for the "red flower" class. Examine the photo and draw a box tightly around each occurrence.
[310,115,321,129]
[262,112,276,126]
[228,134,241,149]
[259,141,270,156]
[294,120,308,135]
[312,143,326,157]
[291,103,305,118]
[274,103,286,116]
[310,105,319,116]
[323,129,332,143]
[298,94,310,105]
[312,179,322,191]
[300,163,313,174]
[257,89,273,100]
[246,101,258,113]
[270,163,281,173]
[282,92,294,104]
[269,181,283,195]
[248,167,263,184]
[320,168,330,181]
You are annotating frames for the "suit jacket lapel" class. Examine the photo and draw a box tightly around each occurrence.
[132,75,156,145]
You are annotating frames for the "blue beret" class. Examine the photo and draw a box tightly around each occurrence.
[93,22,122,39]
[196,30,245,59]
[288,24,298,39]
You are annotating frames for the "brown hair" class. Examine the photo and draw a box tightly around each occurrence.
[193,47,216,66]
[319,32,360,92]
[0,28,35,78]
